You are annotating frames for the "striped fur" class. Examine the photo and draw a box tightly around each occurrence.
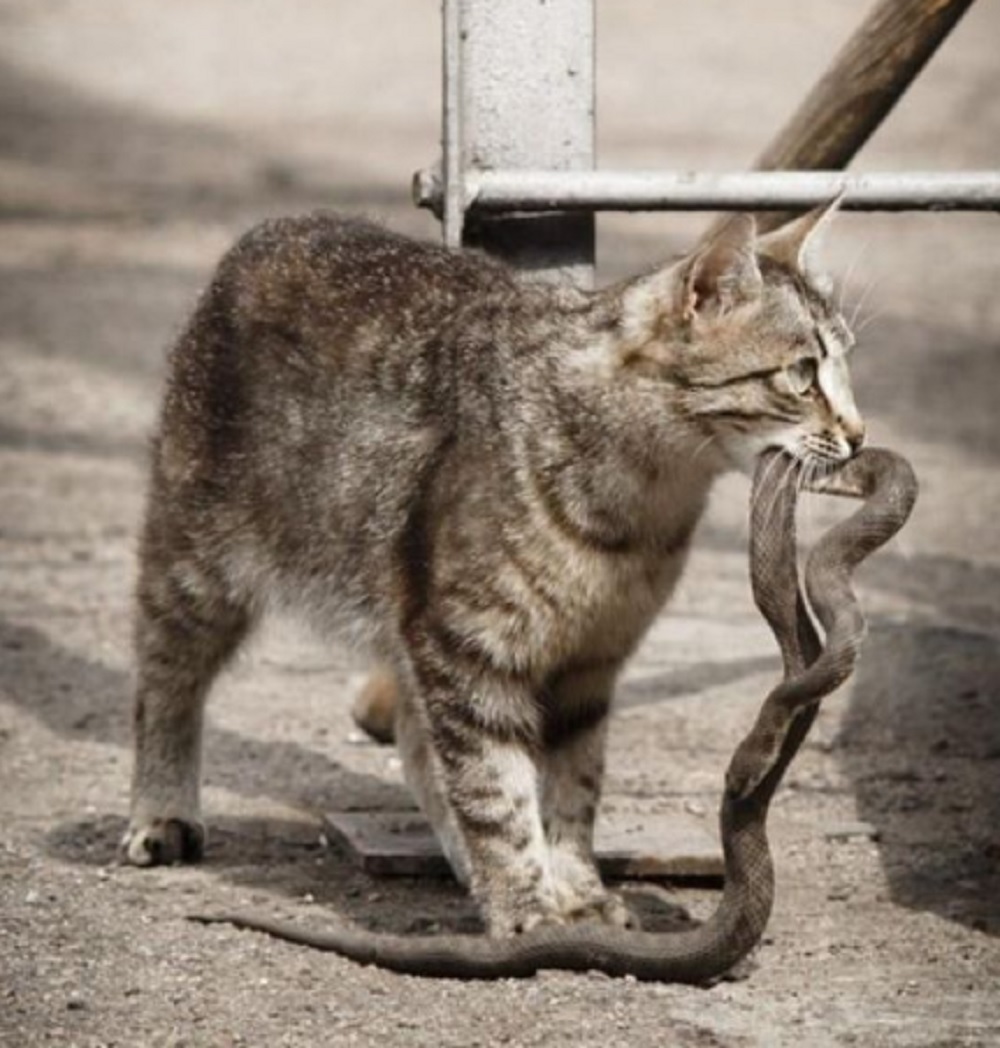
[124,209,863,934]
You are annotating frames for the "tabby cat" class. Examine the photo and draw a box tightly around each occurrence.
[122,206,863,935]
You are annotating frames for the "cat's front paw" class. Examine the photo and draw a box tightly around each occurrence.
[484,880,569,937]
[488,905,567,937]
[487,888,635,936]
[550,851,637,929]
[121,817,205,866]
[577,890,638,930]
[556,884,637,929]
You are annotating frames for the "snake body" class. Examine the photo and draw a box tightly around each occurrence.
[191,446,917,982]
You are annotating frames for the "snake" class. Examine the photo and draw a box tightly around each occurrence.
[190,445,918,982]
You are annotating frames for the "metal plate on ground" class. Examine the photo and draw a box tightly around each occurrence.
[323,810,723,883]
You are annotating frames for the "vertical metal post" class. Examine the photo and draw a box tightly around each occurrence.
[442,0,595,285]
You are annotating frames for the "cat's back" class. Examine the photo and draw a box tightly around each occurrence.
[212,212,515,340]
[158,213,523,484]
[148,214,538,635]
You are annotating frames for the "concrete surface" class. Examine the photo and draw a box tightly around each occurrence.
[0,2,997,1046]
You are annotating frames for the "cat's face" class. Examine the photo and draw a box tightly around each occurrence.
[684,259,863,475]
[642,207,865,477]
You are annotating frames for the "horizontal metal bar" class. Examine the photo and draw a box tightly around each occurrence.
[413,169,1000,214]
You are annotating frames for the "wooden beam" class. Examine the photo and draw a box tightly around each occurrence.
[324,810,724,883]
[748,0,978,232]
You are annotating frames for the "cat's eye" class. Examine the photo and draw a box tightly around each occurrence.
[784,358,818,396]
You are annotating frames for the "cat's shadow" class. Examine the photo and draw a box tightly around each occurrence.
[4,538,998,941]
[6,613,694,935]
[46,811,693,936]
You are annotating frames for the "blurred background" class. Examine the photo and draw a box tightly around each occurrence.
[1,2,997,1045]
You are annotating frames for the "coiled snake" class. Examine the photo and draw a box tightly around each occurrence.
[191,446,918,982]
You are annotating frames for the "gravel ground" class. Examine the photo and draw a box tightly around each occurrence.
[1,2,998,1046]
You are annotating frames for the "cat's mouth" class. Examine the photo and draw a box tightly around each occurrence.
[798,433,858,465]
[747,433,857,481]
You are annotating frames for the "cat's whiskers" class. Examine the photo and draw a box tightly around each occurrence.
[848,275,881,332]
[853,307,887,336]
[837,237,872,317]
[752,446,793,521]
[756,450,800,528]
[797,454,826,543]
[688,432,718,470]
[802,433,841,465]
[796,450,817,494]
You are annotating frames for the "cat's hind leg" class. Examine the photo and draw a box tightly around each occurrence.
[351,664,398,744]
[122,545,251,866]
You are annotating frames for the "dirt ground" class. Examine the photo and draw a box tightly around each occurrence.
[1,2,998,1046]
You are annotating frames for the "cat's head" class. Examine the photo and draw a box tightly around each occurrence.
[621,202,863,475]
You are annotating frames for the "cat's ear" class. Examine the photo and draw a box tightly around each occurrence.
[757,195,841,274]
[682,213,762,322]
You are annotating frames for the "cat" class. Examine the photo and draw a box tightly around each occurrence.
[122,205,864,936]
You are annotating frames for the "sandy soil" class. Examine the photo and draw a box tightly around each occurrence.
[1,2,998,1045]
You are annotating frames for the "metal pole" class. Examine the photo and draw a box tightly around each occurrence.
[418,0,989,270]
[438,0,596,284]
[441,0,463,248]
[414,169,1000,214]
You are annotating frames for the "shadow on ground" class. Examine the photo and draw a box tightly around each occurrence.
[0,617,408,813]
[0,613,717,935]
[842,620,1000,937]
[3,533,999,940]
[1,614,483,933]
[618,656,778,710]
[0,58,405,228]
[0,54,419,414]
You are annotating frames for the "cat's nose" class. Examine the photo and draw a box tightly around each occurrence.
[846,424,866,455]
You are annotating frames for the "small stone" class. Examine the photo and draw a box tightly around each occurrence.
[823,821,880,842]
[827,884,853,901]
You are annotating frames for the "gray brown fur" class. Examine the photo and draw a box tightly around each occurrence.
[189,447,917,981]
[124,207,865,936]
